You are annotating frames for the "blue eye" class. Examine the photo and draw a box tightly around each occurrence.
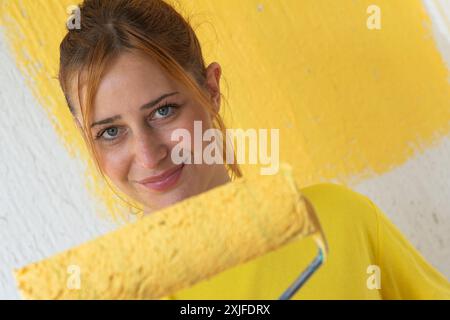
[157,106,170,117]
[97,127,121,141]
[152,103,178,120]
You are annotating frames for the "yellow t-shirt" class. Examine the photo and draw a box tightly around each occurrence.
[168,183,450,299]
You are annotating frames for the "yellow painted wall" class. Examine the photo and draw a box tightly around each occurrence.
[1,0,449,220]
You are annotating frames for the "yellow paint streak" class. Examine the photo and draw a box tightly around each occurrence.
[1,0,449,220]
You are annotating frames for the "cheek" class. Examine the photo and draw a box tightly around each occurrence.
[97,146,131,183]
[169,108,216,158]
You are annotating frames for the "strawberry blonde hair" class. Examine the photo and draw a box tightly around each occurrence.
[58,0,242,215]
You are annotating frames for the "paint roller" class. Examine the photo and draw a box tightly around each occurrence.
[13,162,328,299]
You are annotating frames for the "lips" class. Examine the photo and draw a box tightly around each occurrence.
[137,164,184,192]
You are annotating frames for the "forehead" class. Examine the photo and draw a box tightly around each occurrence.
[69,50,183,121]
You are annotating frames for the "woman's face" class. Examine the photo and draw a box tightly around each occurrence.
[69,50,230,214]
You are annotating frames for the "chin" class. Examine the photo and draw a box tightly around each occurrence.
[139,190,191,214]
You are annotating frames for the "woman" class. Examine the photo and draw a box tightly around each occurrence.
[58,0,449,299]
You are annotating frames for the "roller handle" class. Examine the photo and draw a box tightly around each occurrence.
[278,249,324,300]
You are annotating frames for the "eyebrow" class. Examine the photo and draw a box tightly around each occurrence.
[90,91,179,128]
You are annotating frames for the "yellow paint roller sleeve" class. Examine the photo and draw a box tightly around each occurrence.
[14,164,324,299]
[171,183,450,300]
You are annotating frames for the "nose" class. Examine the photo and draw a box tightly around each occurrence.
[133,130,168,169]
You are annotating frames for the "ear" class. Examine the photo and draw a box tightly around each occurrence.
[204,62,222,115]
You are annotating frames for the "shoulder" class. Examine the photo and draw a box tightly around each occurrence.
[298,183,381,270]
[300,182,378,212]
[299,182,379,230]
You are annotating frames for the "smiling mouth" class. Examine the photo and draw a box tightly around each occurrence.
[138,163,185,192]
